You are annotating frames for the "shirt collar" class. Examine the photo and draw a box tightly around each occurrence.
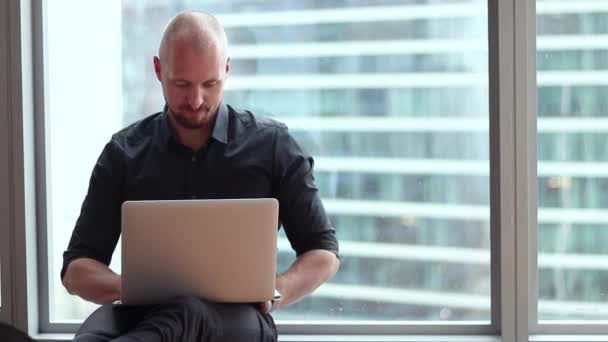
[212,102,229,144]
[159,102,229,146]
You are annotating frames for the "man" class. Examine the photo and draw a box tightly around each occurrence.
[61,11,340,342]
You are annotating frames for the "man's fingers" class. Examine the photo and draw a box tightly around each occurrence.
[258,301,272,314]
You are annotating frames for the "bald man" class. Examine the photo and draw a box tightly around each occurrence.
[61,11,340,342]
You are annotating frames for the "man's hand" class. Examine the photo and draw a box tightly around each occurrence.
[62,258,122,304]
[257,300,273,314]
[258,250,339,313]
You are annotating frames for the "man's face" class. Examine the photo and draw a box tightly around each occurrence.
[154,40,229,130]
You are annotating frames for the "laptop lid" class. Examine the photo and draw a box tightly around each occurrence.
[120,198,279,305]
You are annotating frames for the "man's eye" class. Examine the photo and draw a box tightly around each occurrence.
[175,82,188,88]
[205,81,218,87]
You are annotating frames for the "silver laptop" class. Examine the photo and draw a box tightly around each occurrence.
[120,198,279,305]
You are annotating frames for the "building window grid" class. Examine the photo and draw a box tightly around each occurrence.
[3,0,608,339]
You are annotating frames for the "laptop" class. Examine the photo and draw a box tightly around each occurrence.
[120,198,279,305]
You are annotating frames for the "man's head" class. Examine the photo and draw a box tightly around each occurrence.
[154,11,230,131]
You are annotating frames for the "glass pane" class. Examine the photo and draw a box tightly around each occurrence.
[46,2,125,321]
[48,0,490,322]
[537,0,608,321]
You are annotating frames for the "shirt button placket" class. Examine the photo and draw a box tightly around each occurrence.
[190,155,197,199]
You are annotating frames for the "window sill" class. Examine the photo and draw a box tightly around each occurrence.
[33,333,500,342]
[33,334,608,342]
[530,335,608,342]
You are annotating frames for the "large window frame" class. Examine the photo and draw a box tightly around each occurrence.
[0,0,39,333]
[0,0,15,327]
[3,0,606,341]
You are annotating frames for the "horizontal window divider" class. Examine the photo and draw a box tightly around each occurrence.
[278,239,608,271]
[226,73,489,90]
[273,117,608,134]
[229,34,608,59]
[216,1,608,28]
[310,157,608,178]
[225,71,608,90]
[321,199,608,225]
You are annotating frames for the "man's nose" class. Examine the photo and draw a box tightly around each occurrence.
[188,86,204,110]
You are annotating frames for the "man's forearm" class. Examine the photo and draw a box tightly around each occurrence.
[62,258,121,304]
[275,249,340,310]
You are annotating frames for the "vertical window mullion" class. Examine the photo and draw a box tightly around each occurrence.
[2,0,38,335]
[515,0,538,339]
[492,0,518,338]
[491,0,537,340]
[0,0,14,327]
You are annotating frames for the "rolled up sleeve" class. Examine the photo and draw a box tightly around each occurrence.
[61,140,124,280]
[273,126,339,258]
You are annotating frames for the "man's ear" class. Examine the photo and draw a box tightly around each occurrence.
[153,56,162,81]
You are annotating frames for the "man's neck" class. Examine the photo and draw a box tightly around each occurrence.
[178,127,212,153]
[167,115,214,153]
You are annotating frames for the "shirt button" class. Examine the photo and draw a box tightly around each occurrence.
[191,156,197,162]
[190,194,197,199]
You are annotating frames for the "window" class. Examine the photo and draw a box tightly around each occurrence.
[1,0,17,326]
[14,0,608,339]
[44,0,491,325]
[45,2,124,322]
[536,0,608,322]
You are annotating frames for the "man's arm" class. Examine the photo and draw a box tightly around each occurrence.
[261,126,340,313]
[62,257,121,305]
[275,249,339,309]
[61,140,124,304]
[259,249,339,313]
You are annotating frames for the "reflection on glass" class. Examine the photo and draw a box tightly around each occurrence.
[537,0,608,320]
[48,0,490,322]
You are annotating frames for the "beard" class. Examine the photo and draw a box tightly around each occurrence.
[169,104,215,130]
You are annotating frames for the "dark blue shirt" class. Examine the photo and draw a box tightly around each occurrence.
[61,103,338,279]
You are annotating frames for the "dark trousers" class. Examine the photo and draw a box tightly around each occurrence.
[73,296,277,342]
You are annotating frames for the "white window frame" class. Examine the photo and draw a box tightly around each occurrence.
[0,0,42,335]
[0,0,15,327]
[5,0,606,341]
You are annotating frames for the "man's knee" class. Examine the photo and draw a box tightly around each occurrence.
[211,303,277,341]
[75,304,123,341]
[162,295,217,331]
[156,297,277,341]
[165,295,212,315]
[73,331,112,342]
[133,295,215,340]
